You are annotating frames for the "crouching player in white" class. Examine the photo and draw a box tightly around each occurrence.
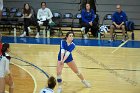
[40,76,56,93]
[57,32,91,93]
[0,43,14,93]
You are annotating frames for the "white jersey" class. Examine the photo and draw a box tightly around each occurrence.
[0,53,10,78]
[0,0,3,11]
[40,87,54,93]
[37,8,53,23]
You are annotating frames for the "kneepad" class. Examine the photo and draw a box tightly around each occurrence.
[57,75,62,83]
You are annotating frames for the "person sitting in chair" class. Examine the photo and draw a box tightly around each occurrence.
[81,3,98,39]
[37,2,53,38]
[109,4,127,42]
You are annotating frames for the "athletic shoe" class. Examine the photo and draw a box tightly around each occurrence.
[81,27,85,32]
[57,87,62,93]
[38,21,43,26]
[108,39,113,43]
[83,34,88,39]
[20,32,26,37]
[5,91,9,93]
[121,39,125,43]
[35,33,40,38]
[81,80,91,88]
[28,27,32,32]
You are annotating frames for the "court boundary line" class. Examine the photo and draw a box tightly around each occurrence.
[44,66,140,71]
[11,62,37,93]
[11,57,49,78]
[111,40,129,53]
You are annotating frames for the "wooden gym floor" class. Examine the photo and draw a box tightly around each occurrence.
[1,30,140,93]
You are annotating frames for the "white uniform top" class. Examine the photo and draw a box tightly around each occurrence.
[40,87,54,93]
[0,0,3,11]
[37,8,53,23]
[0,53,10,78]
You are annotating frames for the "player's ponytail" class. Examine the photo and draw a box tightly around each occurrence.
[1,43,9,56]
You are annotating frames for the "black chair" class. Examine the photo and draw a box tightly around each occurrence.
[8,8,21,34]
[2,7,8,12]
[71,13,82,37]
[59,13,73,35]
[52,12,62,36]
[102,14,112,28]
[10,8,18,13]
[12,11,23,33]
[0,11,10,32]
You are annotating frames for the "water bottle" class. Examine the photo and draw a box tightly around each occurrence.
[14,28,16,37]
[98,32,101,40]
[131,31,134,40]
[47,29,50,38]
[43,29,46,38]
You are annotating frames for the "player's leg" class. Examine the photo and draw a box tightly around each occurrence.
[5,74,14,93]
[67,61,91,88]
[57,61,64,92]
[109,24,115,41]
[0,78,5,93]
[121,25,126,41]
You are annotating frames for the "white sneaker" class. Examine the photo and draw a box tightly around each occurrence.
[35,33,40,38]
[108,39,113,43]
[121,39,125,43]
[81,27,85,32]
[57,87,62,93]
[83,34,88,39]
[81,80,91,88]
[5,91,9,93]
[20,32,26,37]
[28,27,32,32]
[38,21,43,26]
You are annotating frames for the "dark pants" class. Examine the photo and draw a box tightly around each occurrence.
[39,19,49,30]
[81,21,98,37]
[24,18,40,36]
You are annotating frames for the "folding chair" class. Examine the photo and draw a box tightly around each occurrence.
[59,13,73,35]
[71,13,82,37]
[52,12,62,36]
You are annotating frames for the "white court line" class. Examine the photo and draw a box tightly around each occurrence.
[11,62,37,93]
[111,40,129,53]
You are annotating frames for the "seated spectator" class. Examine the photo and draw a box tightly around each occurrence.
[20,3,40,38]
[37,2,53,38]
[109,4,127,42]
[81,3,98,39]
[40,76,56,93]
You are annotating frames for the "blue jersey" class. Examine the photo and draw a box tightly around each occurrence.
[81,9,95,24]
[112,11,127,25]
[58,40,75,63]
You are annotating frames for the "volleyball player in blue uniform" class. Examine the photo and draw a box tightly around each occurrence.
[57,32,91,93]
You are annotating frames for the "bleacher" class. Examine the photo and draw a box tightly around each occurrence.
[2,0,83,37]
[1,0,140,38]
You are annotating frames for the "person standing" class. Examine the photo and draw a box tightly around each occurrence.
[0,43,14,93]
[56,32,91,93]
